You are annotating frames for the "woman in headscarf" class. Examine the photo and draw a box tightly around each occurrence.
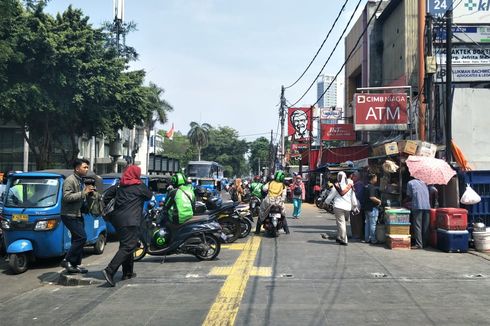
[102,165,152,287]
[324,171,356,246]
[290,175,305,218]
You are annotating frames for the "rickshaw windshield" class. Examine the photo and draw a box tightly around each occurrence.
[5,178,60,208]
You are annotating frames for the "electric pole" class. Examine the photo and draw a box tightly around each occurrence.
[445,9,453,162]
[279,86,286,168]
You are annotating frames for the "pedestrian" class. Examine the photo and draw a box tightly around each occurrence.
[407,177,431,249]
[363,173,381,244]
[60,158,93,274]
[324,171,357,246]
[102,165,152,287]
[290,175,305,218]
[349,171,364,241]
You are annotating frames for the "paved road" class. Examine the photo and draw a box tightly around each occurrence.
[1,203,490,326]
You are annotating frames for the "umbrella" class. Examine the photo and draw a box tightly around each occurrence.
[451,140,472,171]
[406,155,456,185]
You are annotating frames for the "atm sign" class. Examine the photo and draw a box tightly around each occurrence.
[354,93,408,131]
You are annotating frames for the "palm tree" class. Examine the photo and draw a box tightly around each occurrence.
[187,122,212,160]
[143,82,173,171]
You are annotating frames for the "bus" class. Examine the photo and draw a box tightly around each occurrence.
[186,161,224,190]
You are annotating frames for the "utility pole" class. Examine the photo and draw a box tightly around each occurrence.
[425,14,434,142]
[269,129,274,176]
[279,86,286,168]
[418,0,426,141]
[445,9,453,162]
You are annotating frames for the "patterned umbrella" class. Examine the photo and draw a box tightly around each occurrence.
[406,155,456,185]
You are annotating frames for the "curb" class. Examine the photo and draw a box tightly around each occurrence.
[468,249,490,262]
[57,272,104,286]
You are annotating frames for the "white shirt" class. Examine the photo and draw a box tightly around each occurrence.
[325,181,354,211]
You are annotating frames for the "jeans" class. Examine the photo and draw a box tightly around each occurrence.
[364,208,379,243]
[106,226,139,276]
[292,198,302,217]
[412,209,430,248]
[61,216,87,266]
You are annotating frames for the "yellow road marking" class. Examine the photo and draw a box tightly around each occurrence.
[209,266,272,277]
[220,243,247,250]
[202,236,262,326]
[250,266,272,277]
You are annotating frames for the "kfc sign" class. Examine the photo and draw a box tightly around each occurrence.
[354,93,408,131]
[288,107,312,141]
[321,124,355,141]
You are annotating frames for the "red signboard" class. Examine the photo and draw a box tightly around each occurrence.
[288,107,312,141]
[354,93,408,130]
[321,124,356,141]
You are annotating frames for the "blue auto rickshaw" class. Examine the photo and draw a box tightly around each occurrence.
[0,170,107,274]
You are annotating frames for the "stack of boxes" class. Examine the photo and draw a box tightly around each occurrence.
[385,208,411,249]
[436,208,469,253]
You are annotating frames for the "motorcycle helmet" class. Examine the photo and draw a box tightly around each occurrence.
[171,172,186,187]
[152,228,169,248]
[274,170,285,182]
[253,175,261,182]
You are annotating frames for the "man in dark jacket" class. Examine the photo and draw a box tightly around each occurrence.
[102,165,152,287]
[61,158,94,274]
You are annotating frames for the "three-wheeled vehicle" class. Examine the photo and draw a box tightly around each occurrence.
[0,170,107,274]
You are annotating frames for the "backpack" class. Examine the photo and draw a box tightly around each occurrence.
[361,184,370,208]
[293,185,302,196]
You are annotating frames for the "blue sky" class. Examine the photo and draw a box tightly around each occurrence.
[46,0,364,142]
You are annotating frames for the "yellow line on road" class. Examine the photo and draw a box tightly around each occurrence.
[221,243,247,250]
[202,236,262,326]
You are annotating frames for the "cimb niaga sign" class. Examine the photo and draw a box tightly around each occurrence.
[354,93,408,131]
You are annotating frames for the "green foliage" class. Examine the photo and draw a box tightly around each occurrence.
[159,130,194,166]
[187,122,212,161]
[0,2,164,169]
[202,126,249,177]
[248,137,270,176]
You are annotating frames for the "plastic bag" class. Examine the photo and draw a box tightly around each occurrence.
[460,184,481,205]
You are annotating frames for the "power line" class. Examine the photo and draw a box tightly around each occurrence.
[311,0,383,108]
[288,0,363,108]
[284,0,351,89]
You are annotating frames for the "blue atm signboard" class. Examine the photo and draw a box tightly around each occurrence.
[428,0,490,23]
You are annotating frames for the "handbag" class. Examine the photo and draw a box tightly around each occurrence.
[351,190,360,214]
[102,186,119,219]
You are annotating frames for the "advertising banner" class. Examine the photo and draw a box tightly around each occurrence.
[434,25,490,43]
[321,124,356,141]
[320,107,343,121]
[288,107,312,141]
[435,45,490,64]
[436,64,490,82]
[354,93,408,131]
[428,0,490,24]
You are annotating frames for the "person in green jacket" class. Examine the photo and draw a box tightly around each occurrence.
[163,172,196,225]
[249,175,264,199]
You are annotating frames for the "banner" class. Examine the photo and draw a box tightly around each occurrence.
[288,107,312,141]
[321,124,356,141]
[354,93,408,131]
[428,0,490,24]
[320,107,343,121]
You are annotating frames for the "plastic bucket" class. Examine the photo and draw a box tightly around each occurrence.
[473,231,490,252]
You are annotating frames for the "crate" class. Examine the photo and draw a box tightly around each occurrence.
[437,229,469,253]
[461,171,490,227]
[385,224,411,235]
[385,208,411,224]
[386,234,411,249]
[429,229,437,248]
[436,208,468,230]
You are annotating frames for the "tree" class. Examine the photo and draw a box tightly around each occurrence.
[0,3,155,169]
[248,137,270,176]
[202,126,249,177]
[187,122,212,161]
[158,130,195,166]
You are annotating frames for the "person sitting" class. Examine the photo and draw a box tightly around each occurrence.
[162,172,196,226]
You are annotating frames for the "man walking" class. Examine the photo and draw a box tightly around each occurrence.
[364,173,381,244]
[407,177,431,249]
[60,158,93,273]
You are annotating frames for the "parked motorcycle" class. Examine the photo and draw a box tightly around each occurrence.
[234,204,252,238]
[249,195,261,221]
[134,208,223,262]
[262,204,286,237]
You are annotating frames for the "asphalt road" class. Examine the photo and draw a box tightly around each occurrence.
[1,203,490,326]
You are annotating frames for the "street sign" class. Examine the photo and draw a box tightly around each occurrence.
[434,25,490,43]
[436,64,490,82]
[435,44,490,64]
[321,124,356,141]
[428,0,490,24]
[354,93,408,131]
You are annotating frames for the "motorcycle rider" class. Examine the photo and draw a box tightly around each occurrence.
[250,175,264,200]
[161,172,196,226]
[255,170,290,235]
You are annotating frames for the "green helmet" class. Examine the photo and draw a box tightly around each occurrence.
[152,228,169,247]
[274,170,285,182]
[171,172,187,187]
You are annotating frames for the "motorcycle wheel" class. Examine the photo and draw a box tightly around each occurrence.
[9,253,28,274]
[315,195,322,208]
[325,203,334,214]
[133,237,148,261]
[239,217,252,238]
[219,217,241,243]
[194,234,221,261]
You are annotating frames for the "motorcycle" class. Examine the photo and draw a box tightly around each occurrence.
[315,188,329,208]
[249,195,262,221]
[262,204,286,237]
[134,206,223,262]
[233,204,252,238]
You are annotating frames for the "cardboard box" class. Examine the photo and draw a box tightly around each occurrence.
[398,140,418,155]
[416,141,437,158]
[372,142,399,156]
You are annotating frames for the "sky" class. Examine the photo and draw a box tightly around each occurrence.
[45,0,365,143]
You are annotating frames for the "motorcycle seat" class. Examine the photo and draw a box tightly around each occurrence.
[181,215,212,226]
